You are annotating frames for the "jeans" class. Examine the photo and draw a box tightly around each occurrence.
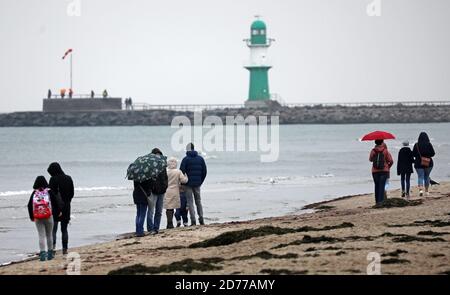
[400,173,411,194]
[416,167,433,188]
[35,218,54,252]
[52,220,69,250]
[175,192,189,224]
[135,203,148,236]
[147,193,164,232]
[372,172,388,204]
[185,186,203,223]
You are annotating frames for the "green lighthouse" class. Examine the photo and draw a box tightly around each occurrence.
[244,17,275,108]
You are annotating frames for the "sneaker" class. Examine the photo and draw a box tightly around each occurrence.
[47,250,54,261]
[419,190,423,197]
[150,230,158,235]
[401,191,406,198]
[199,217,205,226]
[39,251,46,262]
[183,222,189,227]
[176,221,181,228]
[135,233,145,237]
[191,221,197,226]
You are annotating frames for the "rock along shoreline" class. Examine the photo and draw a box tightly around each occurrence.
[1,104,450,126]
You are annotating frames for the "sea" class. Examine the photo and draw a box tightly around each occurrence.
[0,123,449,264]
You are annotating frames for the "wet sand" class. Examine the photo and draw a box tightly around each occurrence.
[1,183,449,275]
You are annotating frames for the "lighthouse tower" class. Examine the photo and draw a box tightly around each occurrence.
[244,17,274,108]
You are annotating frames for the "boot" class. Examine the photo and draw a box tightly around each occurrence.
[199,217,205,226]
[191,220,197,226]
[176,220,181,228]
[39,251,46,262]
[166,210,174,229]
[47,250,54,261]
[62,248,68,255]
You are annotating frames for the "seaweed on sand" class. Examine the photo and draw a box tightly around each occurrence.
[373,198,422,209]
[272,235,343,250]
[108,258,223,275]
[260,269,308,275]
[382,249,408,257]
[381,258,411,264]
[381,232,445,243]
[189,223,354,249]
[231,251,298,261]
[417,230,449,236]
[388,219,450,228]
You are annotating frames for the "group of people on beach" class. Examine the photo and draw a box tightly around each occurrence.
[369,132,436,204]
[27,163,74,261]
[132,143,208,237]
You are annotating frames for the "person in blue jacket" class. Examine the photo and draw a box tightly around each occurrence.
[180,143,207,226]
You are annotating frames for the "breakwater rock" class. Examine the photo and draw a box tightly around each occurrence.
[1,104,450,127]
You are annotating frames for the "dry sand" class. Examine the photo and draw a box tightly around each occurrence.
[1,183,449,275]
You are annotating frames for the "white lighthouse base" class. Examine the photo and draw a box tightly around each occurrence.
[245,99,282,109]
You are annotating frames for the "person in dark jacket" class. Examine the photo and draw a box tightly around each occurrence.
[146,148,168,234]
[180,143,207,225]
[47,162,74,255]
[133,179,151,237]
[412,132,435,196]
[28,176,62,261]
[397,141,414,199]
[369,140,394,204]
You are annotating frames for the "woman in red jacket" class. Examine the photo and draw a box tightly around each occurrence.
[369,140,394,204]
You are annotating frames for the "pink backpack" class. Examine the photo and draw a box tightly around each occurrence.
[32,188,52,219]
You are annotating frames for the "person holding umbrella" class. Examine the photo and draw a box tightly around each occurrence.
[363,131,395,205]
[127,148,168,237]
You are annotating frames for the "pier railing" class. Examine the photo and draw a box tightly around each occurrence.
[128,100,450,111]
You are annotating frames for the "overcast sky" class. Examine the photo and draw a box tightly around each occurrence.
[0,0,449,112]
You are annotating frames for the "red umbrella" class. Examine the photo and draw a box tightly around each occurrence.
[361,130,396,141]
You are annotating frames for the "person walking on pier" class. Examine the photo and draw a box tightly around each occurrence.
[91,90,95,99]
[103,89,108,98]
[180,143,207,226]
[47,89,52,99]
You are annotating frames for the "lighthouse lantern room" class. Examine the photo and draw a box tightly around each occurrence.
[244,17,274,108]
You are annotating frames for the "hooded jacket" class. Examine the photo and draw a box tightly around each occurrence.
[369,143,394,173]
[397,147,414,175]
[180,150,207,187]
[47,163,74,221]
[164,158,188,209]
[412,132,435,169]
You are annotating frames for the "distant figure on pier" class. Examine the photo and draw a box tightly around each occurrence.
[90,90,95,99]
[103,89,108,98]
[129,97,134,110]
[60,89,66,99]
[125,98,130,110]
[47,89,52,99]
[68,88,73,99]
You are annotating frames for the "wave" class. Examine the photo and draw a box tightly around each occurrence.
[0,186,129,197]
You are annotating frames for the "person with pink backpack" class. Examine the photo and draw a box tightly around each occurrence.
[27,176,63,261]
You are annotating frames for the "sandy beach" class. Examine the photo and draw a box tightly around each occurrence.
[1,182,449,275]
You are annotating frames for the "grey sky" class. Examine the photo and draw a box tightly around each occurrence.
[0,0,449,112]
